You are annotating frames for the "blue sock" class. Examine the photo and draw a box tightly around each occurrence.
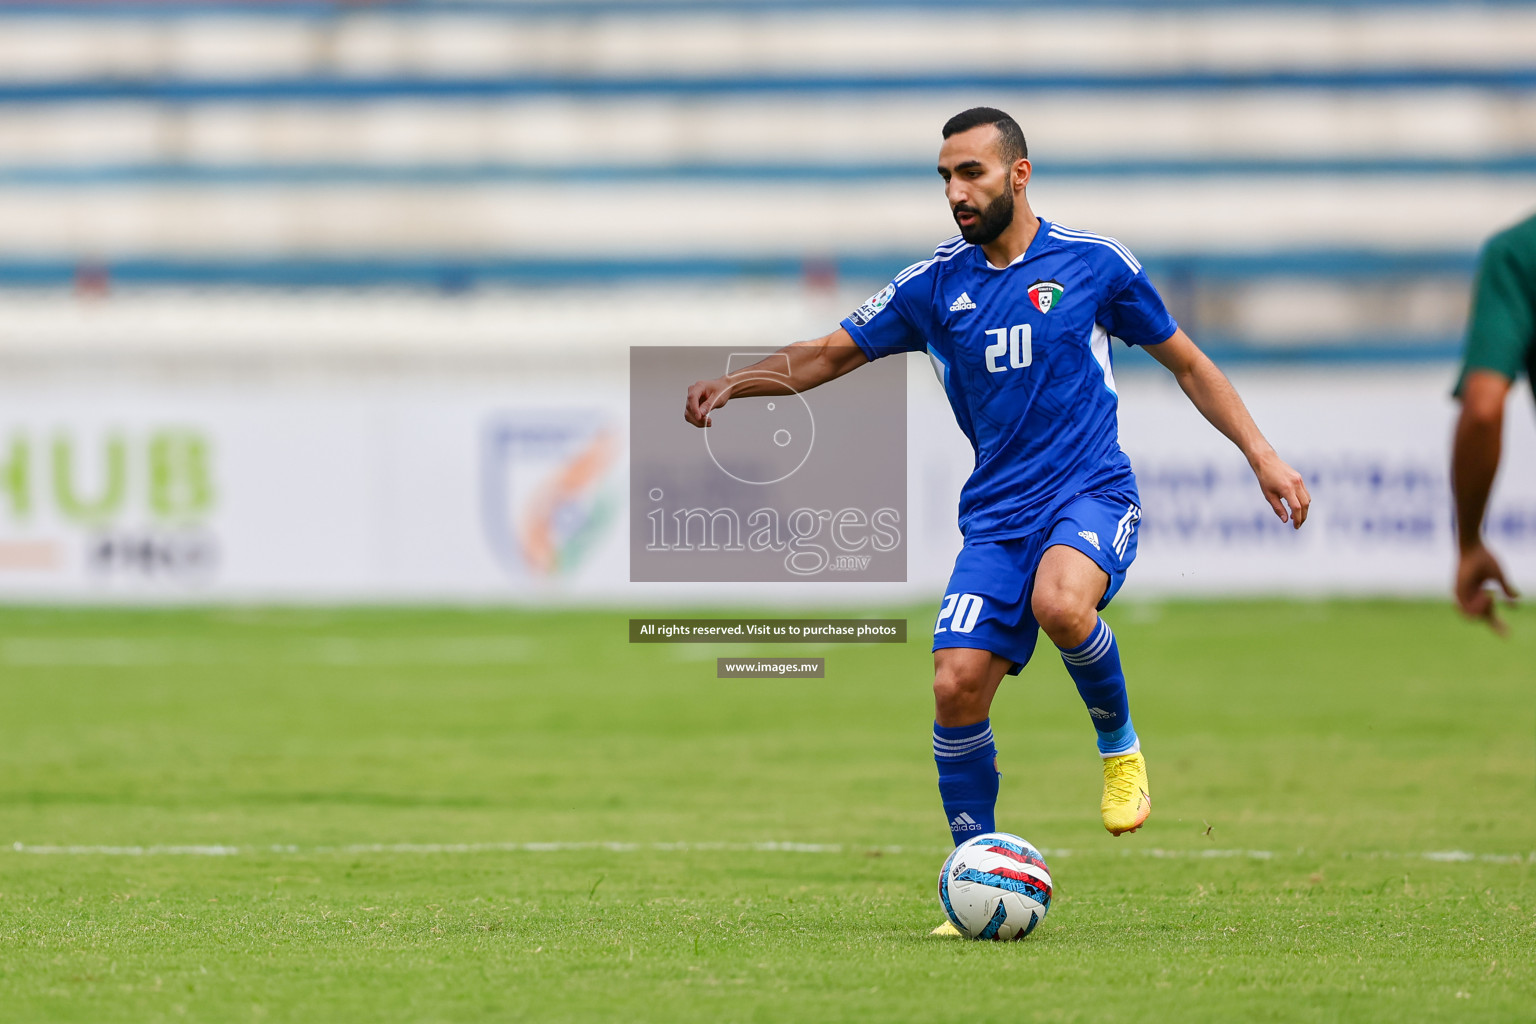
[933,719,999,845]
[1059,618,1140,757]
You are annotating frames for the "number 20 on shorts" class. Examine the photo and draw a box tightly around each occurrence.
[935,593,984,634]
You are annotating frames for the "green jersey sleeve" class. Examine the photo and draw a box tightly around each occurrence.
[1456,213,1536,395]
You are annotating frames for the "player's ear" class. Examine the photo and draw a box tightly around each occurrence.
[1014,158,1031,191]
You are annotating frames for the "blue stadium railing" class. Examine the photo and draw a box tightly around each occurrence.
[2,249,1473,362]
[0,157,1528,184]
[0,68,1530,103]
[2,250,1477,289]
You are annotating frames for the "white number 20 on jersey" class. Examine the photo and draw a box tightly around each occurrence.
[984,324,1032,373]
[935,593,984,634]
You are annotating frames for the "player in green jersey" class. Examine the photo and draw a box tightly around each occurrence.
[1452,211,1536,633]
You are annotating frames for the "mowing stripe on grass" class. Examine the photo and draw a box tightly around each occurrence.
[0,636,538,666]
[7,841,860,856]
[8,841,1533,863]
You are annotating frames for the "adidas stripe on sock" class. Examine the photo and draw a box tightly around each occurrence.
[933,719,1000,845]
[1058,618,1140,758]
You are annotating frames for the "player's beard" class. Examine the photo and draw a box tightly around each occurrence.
[953,188,1014,246]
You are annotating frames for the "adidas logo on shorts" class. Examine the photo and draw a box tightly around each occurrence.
[1078,530,1101,550]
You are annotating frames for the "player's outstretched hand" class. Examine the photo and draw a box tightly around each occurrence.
[684,377,730,428]
[1253,452,1310,529]
[1456,543,1520,636]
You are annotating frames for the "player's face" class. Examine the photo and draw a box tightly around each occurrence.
[937,126,1016,246]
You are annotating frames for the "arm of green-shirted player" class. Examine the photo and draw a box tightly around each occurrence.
[1452,369,1521,634]
[1145,328,1312,529]
[683,327,869,428]
[1449,226,1531,634]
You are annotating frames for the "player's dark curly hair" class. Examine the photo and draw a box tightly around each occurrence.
[941,107,1028,164]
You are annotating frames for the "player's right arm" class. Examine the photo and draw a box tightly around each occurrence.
[683,328,868,428]
[1452,370,1519,633]
[1450,226,1532,632]
[686,260,931,427]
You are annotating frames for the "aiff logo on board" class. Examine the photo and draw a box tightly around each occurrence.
[481,416,621,578]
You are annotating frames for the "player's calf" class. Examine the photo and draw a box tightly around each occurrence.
[1033,545,1147,833]
[1057,618,1138,756]
[931,648,1011,846]
[1058,619,1150,834]
[932,719,999,845]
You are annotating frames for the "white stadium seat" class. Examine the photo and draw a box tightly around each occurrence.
[0,0,1524,358]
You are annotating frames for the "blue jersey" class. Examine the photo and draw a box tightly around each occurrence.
[841,219,1177,541]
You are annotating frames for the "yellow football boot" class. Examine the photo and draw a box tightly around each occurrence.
[1101,751,1151,835]
[930,920,963,937]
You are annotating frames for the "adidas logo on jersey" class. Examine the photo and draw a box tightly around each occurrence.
[1078,530,1101,550]
[950,811,983,831]
[948,292,976,312]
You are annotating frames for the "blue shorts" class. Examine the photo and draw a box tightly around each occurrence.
[931,491,1142,675]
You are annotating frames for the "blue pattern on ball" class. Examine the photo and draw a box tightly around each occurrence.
[956,867,1052,911]
[976,900,1009,940]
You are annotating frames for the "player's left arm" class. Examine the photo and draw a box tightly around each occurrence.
[1145,328,1311,529]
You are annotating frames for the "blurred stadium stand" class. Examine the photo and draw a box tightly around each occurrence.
[0,0,1531,362]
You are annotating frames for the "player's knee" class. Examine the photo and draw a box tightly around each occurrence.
[1032,585,1095,648]
[932,662,988,722]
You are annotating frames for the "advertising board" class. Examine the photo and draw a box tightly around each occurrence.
[0,363,1529,602]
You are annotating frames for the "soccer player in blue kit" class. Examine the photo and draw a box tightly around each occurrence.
[683,107,1310,906]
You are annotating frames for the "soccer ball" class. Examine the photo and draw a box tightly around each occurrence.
[937,831,1052,940]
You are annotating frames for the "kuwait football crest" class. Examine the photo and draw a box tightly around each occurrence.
[1028,280,1064,313]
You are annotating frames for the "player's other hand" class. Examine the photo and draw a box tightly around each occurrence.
[1253,452,1311,529]
[684,377,730,428]
[1456,543,1519,636]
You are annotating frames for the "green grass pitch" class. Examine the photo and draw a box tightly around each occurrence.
[0,600,1532,1021]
